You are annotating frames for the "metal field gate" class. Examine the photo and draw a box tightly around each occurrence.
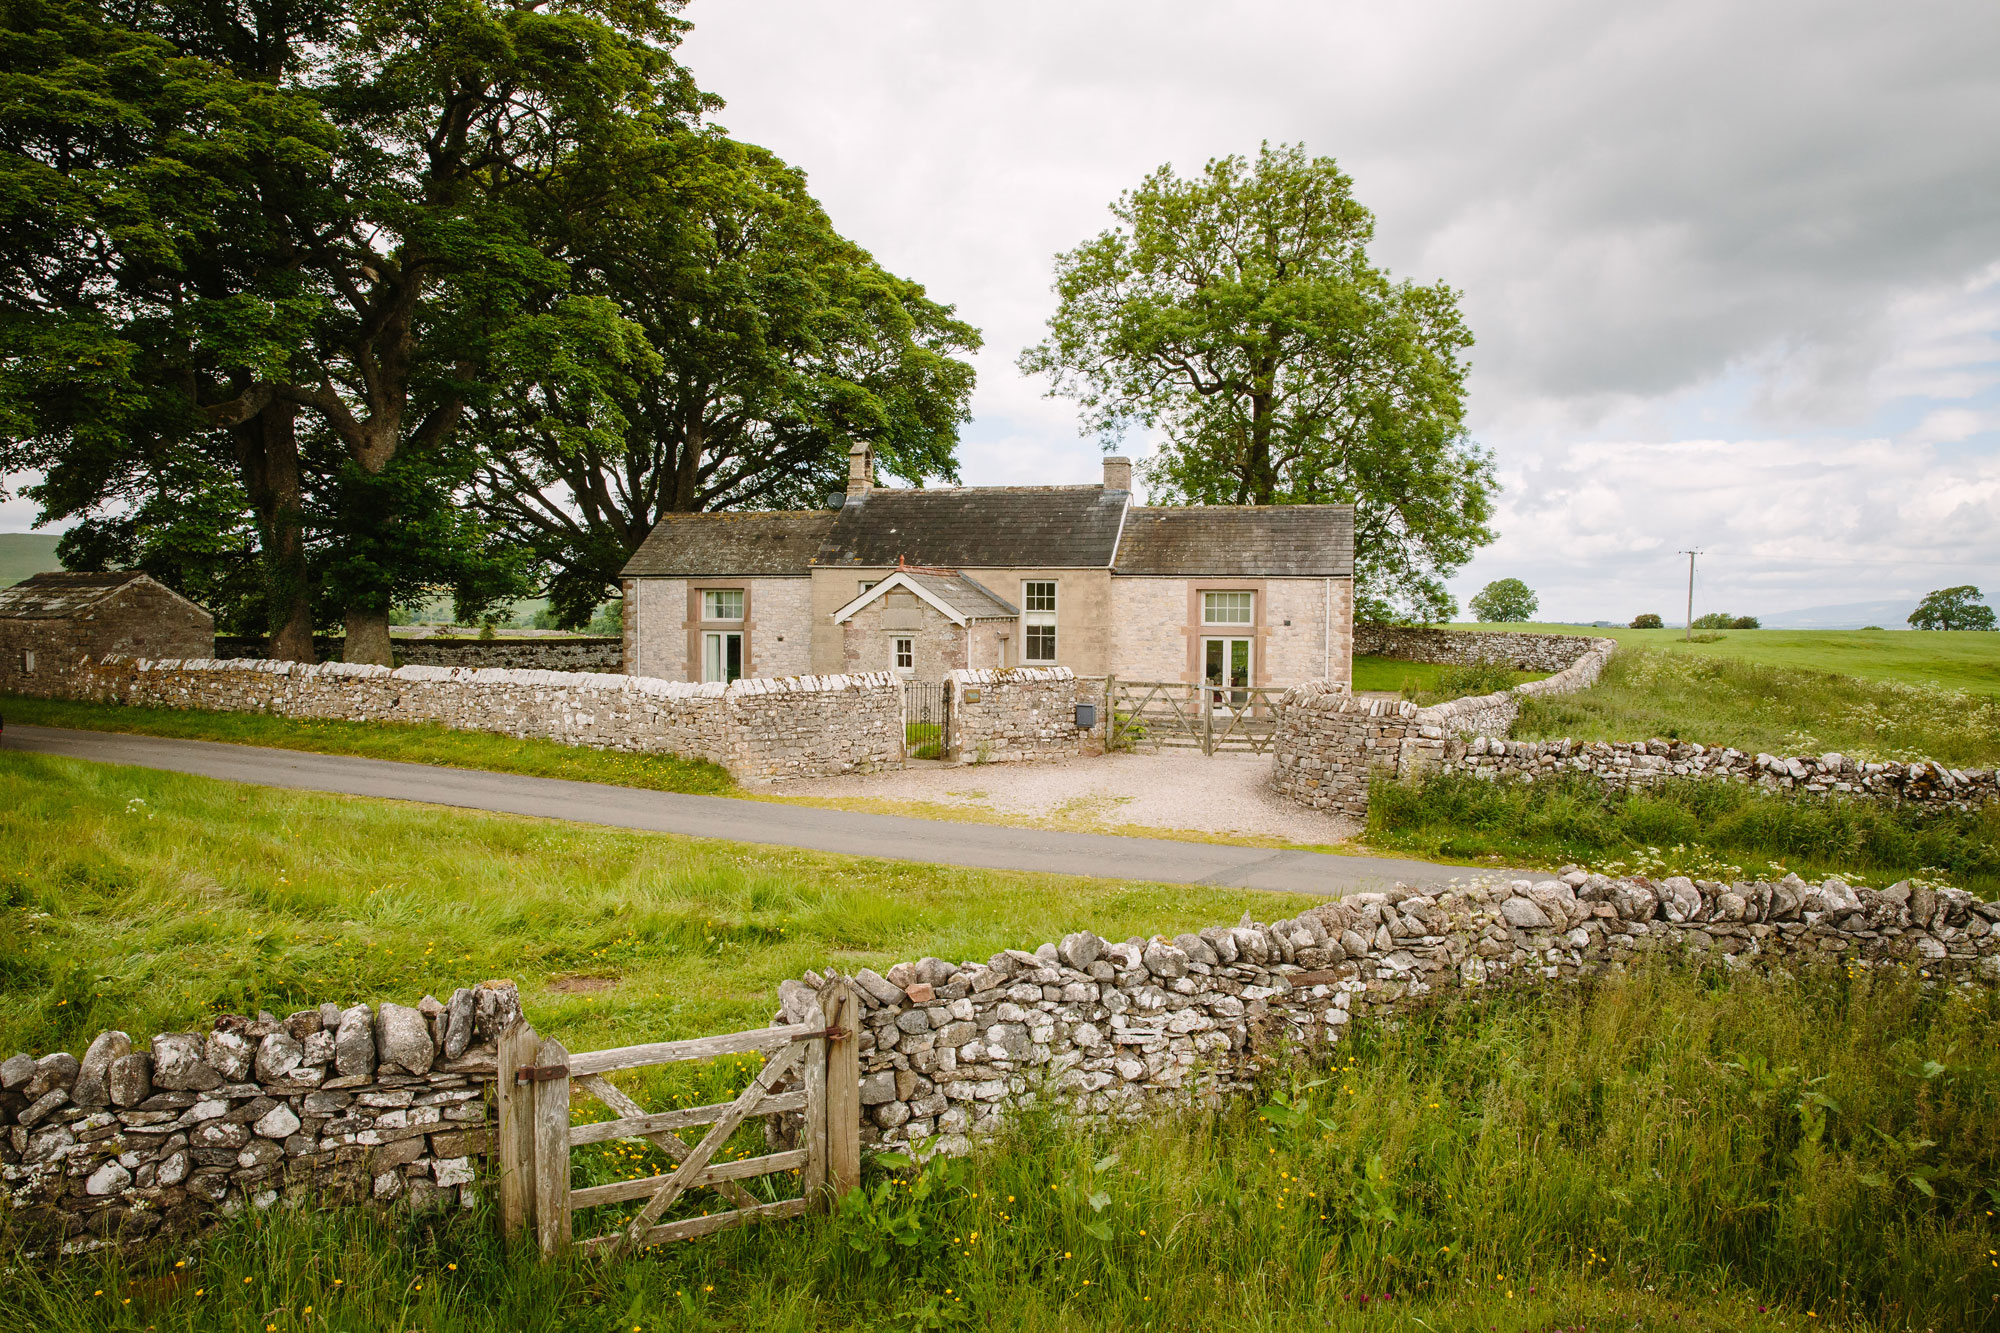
[1104,678,1286,755]
[903,680,948,759]
[496,982,860,1256]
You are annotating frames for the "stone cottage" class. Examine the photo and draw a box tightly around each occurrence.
[0,571,213,696]
[619,447,1355,693]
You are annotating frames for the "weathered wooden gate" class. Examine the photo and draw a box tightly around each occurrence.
[1104,678,1286,755]
[496,981,860,1256]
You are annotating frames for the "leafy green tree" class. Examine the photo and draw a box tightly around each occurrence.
[1908,586,1995,631]
[1469,578,1537,623]
[1630,613,1664,629]
[469,134,979,626]
[1020,142,1495,622]
[0,0,712,662]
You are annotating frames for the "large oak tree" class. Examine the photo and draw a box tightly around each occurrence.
[1020,143,1495,622]
[469,133,979,626]
[1,0,711,660]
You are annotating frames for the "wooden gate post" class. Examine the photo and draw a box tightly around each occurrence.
[495,1022,540,1243]
[823,980,861,1200]
[530,1036,572,1257]
[800,995,829,1209]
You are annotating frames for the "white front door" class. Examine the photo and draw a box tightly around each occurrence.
[703,631,743,683]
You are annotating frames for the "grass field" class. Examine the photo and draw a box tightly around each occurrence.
[1466,622,2000,696]
[1510,648,2000,768]
[5,966,1994,1332]
[0,531,62,587]
[0,695,734,796]
[0,749,1308,1056]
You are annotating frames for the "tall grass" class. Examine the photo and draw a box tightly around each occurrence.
[1367,771,2000,892]
[1515,650,2000,768]
[7,968,1995,1331]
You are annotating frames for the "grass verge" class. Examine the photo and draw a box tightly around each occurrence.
[0,750,1314,1056]
[0,694,734,795]
[1512,649,2000,768]
[1367,770,2000,893]
[6,967,1996,1331]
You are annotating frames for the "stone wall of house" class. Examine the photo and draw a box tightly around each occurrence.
[32,656,904,782]
[1355,623,1602,672]
[1,983,522,1250]
[946,666,1098,764]
[212,637,624,673]
[773,873,2000,1154]
[842,594,968,680]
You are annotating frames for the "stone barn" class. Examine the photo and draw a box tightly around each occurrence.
[0,571,213,696]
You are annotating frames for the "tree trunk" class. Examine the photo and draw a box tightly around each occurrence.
[342,608,395,665]
[232,400,316,662]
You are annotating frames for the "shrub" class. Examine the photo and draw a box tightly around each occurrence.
[1731,615,1760,629]
[1691,611,1737,629]
[1629,612,1663,628]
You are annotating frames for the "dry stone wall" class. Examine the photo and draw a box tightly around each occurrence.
[39,655,903,782]
[1354,623,1601,672]
[774,872,2000,1154]
[946,666,1098,763]
[1,983,521,1252]
[1444,736,1997,810]
[212,636,623,673]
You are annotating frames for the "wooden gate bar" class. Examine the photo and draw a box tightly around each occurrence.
[567,1089,810,1146]
[568,1021,826,1077]
[570,1148,811,1209]
[575,1072,765,1213]
[579,1197,809,1254]
[613,1041,806,1253]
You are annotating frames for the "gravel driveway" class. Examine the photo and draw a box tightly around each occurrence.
[778,750,1360,846]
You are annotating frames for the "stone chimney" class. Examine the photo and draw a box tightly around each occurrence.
[1102,456,1133,493]
[846,442,873,499]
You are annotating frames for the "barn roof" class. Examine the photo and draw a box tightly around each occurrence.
[0,571,153,619]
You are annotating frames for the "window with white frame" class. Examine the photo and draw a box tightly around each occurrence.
[1202,590,1254,625]
[1022,580,1057,662]
[894,637,914,672]
[702,588,744,621]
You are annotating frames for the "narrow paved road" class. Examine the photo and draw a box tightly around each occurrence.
[3,724,1503,896]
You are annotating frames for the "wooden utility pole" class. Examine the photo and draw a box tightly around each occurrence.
[1680,550,1701,641]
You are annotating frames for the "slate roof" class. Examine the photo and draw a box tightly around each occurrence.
[815,487,1128,569]
[1111,506,1354,578]
[619,511,837,578]
[902,572,1020,620]
[0,571,150,619]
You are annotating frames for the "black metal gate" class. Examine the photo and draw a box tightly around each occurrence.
[903,680,947,759]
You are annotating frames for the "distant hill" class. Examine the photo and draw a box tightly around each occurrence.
[0,533,63,587]
[1758,599,1917,630]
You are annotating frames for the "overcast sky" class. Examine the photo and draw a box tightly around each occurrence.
[671,0,2000,624]
[6,0,1996,624]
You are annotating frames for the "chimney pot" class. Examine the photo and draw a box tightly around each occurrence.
[1102,456,1133,493]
